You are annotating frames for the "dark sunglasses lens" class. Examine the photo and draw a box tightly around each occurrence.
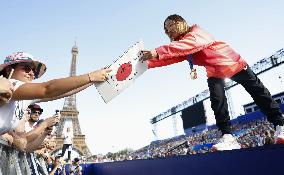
[24,65,33,73]
[31,110,42,115]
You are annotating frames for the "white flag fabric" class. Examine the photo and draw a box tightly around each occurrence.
[95,41,147,103]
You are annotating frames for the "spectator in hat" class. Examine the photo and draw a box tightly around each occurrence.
[0,52,111,151]
[0,51,111,135]
[25,104,58,140]
[5,103,58,151]
[25,104,44,132]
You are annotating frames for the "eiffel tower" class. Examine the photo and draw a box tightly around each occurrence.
[53,43,92,157]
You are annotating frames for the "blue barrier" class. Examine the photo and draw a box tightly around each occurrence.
[86,144,284,175]
[192,143,214,151]
[208,103,284,130]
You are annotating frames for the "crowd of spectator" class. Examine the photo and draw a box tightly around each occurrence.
[96,119,276,162]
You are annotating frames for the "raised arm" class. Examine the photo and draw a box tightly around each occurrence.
[24,116,59,141]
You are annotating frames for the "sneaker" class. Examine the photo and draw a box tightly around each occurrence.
[212,134,241,151]
[274,125,284,144]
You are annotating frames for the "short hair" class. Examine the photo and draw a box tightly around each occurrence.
[73,157,80,162]
[164,14,187,31]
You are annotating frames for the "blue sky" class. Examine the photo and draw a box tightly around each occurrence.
[1,0,284,154]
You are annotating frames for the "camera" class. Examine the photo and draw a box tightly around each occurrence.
[55,110,60,116]
[54,109,60,126]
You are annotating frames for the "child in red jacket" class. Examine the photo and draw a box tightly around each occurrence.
[141,14,284,151]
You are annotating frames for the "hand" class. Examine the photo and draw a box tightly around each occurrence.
[35,148,45,156]
[140,50,158,61]
[44,126,53,135]
[190,68,197,80]
[1,133,14,145]
[44,116,60,127]
[0,77,14,106]
[88,68,112,82]
[0,77,13,93]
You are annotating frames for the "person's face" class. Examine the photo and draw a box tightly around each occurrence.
[164,19,188,41]
[12,63,36,82]
[30,109,42,122]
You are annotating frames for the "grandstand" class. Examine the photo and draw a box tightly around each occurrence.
[244,91,284,114]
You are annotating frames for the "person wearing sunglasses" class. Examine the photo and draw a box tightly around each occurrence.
[0,52,111,151]
[25,104,58,140]
[23,104,58,175]
[27,104,44,130]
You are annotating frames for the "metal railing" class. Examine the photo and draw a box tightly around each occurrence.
[0,137,31,175]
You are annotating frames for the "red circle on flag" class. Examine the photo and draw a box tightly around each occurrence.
[116,63,132,81]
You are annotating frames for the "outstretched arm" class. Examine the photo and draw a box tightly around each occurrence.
[154,33,214,60]
[12,68,111,101]
[36,83,93,103]
[141,26,215,68]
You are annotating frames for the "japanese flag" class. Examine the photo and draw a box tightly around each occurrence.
[95,41,147,103]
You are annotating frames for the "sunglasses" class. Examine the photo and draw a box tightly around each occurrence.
[17,64,36,73]
[31,110,42,115]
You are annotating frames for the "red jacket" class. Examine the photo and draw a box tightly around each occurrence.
[147,25,247,78]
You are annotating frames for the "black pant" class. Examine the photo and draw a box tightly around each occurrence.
[61,144,72,160]
[207,67,284,135]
